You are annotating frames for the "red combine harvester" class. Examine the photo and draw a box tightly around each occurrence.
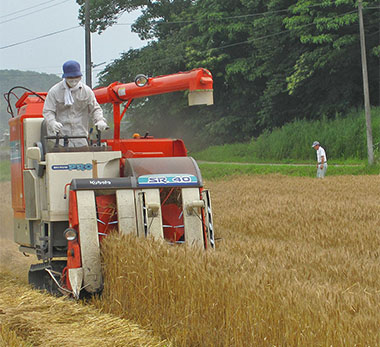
[6,68,215,298]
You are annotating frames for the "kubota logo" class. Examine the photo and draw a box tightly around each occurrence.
[89,180,111,185]
[51,163,93,171]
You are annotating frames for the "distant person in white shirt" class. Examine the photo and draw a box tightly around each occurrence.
[312,141,327,178]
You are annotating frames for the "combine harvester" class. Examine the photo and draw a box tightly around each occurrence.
[5,69,215,299]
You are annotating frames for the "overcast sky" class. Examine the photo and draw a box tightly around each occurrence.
[0,0,144,83]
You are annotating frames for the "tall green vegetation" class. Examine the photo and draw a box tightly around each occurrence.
[0,161,10,182]
[194,108,380,162]
[78,0,380,149]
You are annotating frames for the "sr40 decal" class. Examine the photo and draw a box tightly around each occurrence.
[138,174,198,187]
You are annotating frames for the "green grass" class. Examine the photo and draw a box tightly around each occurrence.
[0,160,10,181]
[192,144,366,165]
[0,155,377,184]
[199,163,380,180]
[192,108,380,164]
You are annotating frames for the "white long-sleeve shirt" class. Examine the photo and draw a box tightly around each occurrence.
[316,146,327,163]
[43,80,105,147]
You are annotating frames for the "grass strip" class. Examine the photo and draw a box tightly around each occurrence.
[191,108,380,162]
[0,161,10,182]
[199,162,380,180]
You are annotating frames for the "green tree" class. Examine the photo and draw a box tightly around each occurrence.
[284,0,380,117]
[82,0,380,150]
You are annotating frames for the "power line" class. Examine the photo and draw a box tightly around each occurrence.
[0,0,60,19]
[0,25,80,50]
[0,7,367,52]
[0,0,71,25]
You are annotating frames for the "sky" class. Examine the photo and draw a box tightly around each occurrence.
[0,0,144,84]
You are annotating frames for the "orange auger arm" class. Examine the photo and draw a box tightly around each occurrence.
[93,68,213,140]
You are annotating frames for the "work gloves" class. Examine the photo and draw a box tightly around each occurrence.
[95,120,108,131]
[50,120,63,133]
[50,119,108,133]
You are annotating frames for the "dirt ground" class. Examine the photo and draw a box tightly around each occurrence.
[0,182,33,281]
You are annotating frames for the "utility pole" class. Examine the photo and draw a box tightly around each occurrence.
[85,0,92,88]
[358,0,374,165]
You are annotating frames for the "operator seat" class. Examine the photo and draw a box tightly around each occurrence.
[40,119,48,159]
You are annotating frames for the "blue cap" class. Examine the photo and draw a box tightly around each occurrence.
[312,141,320,147]
[62,60,82,78]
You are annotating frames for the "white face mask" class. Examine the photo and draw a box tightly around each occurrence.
[65,77,81,88]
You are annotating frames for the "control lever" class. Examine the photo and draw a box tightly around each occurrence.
[54,132,60,148]
[96,125,110,147]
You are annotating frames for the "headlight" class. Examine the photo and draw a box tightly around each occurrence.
[64,228,77,241]
[134,74,148,87]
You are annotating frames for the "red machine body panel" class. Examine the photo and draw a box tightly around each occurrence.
[106,138,187,158]
[9,95,45,217]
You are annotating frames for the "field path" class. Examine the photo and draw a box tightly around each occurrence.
[197,160,360,166]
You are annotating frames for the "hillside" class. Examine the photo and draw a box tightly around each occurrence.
[0,70,61,135]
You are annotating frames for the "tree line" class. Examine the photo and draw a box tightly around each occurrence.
[79,1,380,149]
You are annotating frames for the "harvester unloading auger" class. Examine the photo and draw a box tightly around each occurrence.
[6,68,215,299]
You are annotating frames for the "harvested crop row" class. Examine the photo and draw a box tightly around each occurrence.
[0,270,169,347]
[94,175,380,346]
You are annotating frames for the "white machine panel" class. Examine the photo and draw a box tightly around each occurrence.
[116,190,137,235]
[202,190,215,249]
[135,189,164,240]
[76,190,102,293]
[23,169,40,220]
[182,188,204,248]
[135,191,147,238]
[143,189,164,240]
[23,118,43,169]
[45,151,121,220]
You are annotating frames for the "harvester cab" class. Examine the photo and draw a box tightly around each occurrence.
[6,69,215,298]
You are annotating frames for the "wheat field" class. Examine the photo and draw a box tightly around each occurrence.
[1,175,380,346]
[95,175,380,346]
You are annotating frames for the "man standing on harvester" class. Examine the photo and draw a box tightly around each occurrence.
[312,141,327,178]
[43,60,108,147]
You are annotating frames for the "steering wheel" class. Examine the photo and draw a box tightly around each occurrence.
[44,134,89,148]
